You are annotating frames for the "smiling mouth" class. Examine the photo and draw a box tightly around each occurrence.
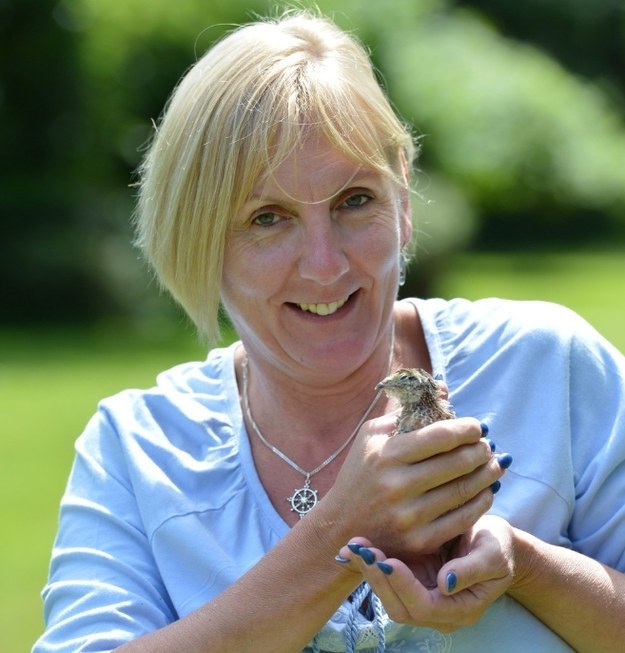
[296,296,349,316]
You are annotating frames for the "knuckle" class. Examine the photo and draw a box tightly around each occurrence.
[391,505,422,543]
[393,517,429,553]
[455,491,493,530]
[476,487,495,513]
[376,473,408,505]
[453,416,483,441]
[456,444,486,472]
[452,475,475,505]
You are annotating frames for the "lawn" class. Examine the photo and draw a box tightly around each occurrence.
[0,325,208,652]
[3,249,624,652]
[436,249,625,352]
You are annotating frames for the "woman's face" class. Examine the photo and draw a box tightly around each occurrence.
[221,136,412,383]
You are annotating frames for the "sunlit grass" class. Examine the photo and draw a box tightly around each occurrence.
[0,325,209,652]
[436,250,625,353]
[3,249,624,652]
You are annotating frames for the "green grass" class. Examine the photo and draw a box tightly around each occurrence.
[0,325,208,652]
[436,249,625,353]
[3,249,624,652]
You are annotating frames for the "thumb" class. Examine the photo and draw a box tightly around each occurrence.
[438,550,510,597]
[437,553,486,596]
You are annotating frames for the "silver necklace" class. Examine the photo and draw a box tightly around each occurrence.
[241,328,395,518]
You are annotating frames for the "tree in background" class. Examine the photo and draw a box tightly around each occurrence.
[1,0,623,328]
[0,0,106,323]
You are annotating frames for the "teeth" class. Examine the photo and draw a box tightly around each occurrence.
[298,297,348,316]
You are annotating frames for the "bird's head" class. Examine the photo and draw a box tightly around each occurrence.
[376,367,442,404]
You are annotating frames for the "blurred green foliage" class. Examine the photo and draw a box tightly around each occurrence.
[1,0,624,328]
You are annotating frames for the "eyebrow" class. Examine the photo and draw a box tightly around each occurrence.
[247,168,384,205]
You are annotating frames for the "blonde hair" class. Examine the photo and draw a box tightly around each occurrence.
[135,10,415,344]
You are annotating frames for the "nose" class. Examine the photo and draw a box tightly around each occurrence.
[297,215,349,285]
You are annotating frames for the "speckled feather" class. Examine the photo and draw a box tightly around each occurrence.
[376,367,455,434]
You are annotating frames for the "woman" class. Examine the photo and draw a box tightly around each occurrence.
[34,11,625,653]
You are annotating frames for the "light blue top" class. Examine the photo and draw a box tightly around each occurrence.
[33,298,625,652]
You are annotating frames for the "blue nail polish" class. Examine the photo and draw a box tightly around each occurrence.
[490,480,501,494]
[480,422,489,437]
[377,562,393,576]
[446,571,458,593]
[498,453,513,470]
[359,547,376,565]
[484,438,496,452]
[335,554,350,564]
[347,543,364,554]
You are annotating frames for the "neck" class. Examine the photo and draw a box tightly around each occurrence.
[238,326,395,451]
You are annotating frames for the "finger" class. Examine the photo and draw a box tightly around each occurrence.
[423,440,496,492]
[369,556,478,630]
[334,541,418,623]
[362,412,401,438]
[386,438,495,508]
[337,542,399,579]
[358,555,432,625]
[337,537,375,564]
[419,450,506,518]
[401,488,496,554]
[438,535,512,597]
[338,544,496,632]
[387,417,487,464]
[342,546,442,619]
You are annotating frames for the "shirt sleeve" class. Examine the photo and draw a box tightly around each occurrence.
[566,313,625,570]
[33,405,177,653]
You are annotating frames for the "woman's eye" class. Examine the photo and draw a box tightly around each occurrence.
[252,211,281,227]
[342,192,372,208]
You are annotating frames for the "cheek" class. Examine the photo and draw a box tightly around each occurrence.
[221,242,290,304]
[356,222,401,273]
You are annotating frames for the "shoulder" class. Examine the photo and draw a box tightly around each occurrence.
[413,296,593,348]
[407,296,625,388]
[80,342,242,464]
[99,341,238,414]
[70,342,245,525]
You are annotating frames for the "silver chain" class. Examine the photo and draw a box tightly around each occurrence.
[241,326,395,484]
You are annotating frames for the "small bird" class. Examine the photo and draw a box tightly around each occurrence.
[377,367,459,559]
[376,367,455,434]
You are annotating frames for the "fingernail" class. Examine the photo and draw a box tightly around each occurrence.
[335,554,350,564]
[347,543,364,554]
[497,453,513,470]
[377,562,393,576]
[359,547,376,565]
[446,571,458,593]
[490,480,501,494]
[484,438,496,452]
[480,422,489,437]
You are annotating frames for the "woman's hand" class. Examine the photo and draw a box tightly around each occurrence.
[325,416,508,558]
[336,515,516,632]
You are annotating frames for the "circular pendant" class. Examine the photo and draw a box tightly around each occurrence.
[287,484,319,518]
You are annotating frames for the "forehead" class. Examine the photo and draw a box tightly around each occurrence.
[250,135,383,204]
